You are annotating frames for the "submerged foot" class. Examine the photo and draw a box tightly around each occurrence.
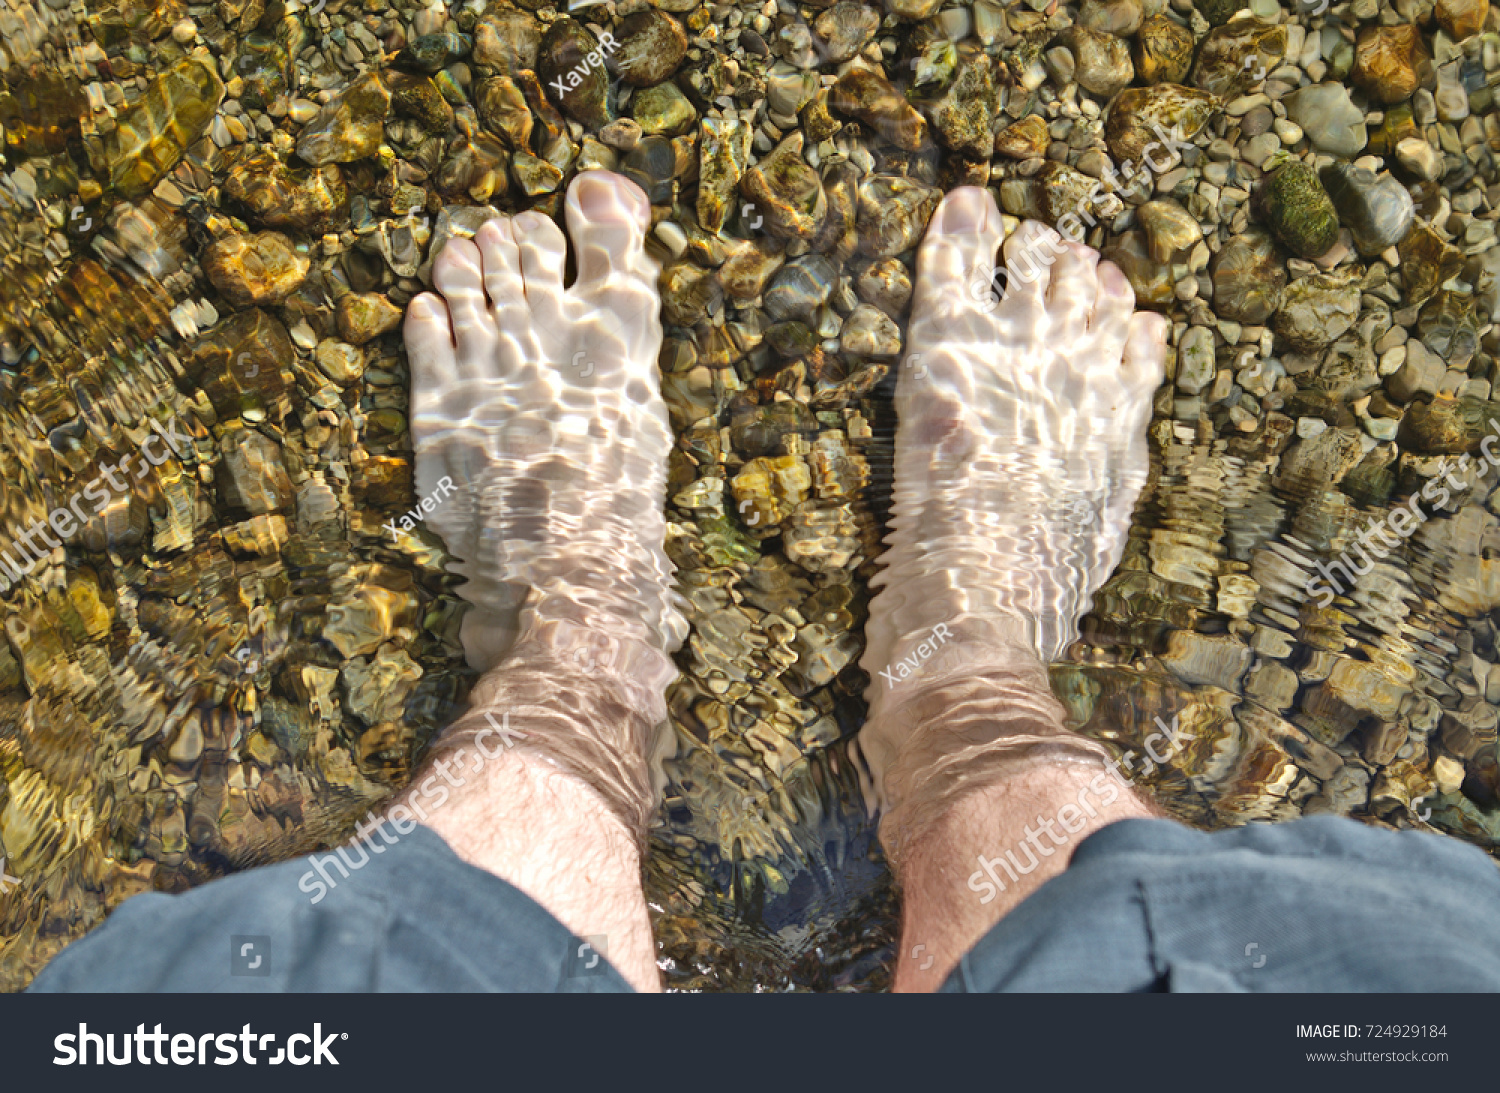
[859,187,1166,801]
[402,171,687,686]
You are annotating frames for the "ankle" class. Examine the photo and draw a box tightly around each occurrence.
[864,653,1118,871]
[435,621,678,848]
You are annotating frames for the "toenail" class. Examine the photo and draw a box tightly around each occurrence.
[940,194,985,233]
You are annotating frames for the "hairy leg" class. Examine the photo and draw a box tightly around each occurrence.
[393,171,684,992]
[860,190,1169,992]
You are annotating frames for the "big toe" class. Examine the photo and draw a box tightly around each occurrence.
[565,171,663,369]
[914,186,1005,317]
[567,171,653,285]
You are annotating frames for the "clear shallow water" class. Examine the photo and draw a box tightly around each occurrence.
[1,0,1499,992]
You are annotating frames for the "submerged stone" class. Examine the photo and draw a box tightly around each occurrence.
[739,133,827,240]
[539,18,615,129]
[1210,230,1286,324]
[1105,84,1217,164]
[1273,270,1362,352]
[101,55,224,198]
[698,117,752,234]
[295,72,390,166]
[1353,24,1431,105]
[1320,162,1414,257]
[1133,14,1194,85]
[1285,82,1368,157]
[225,153,348,233]
[1191,19,1287,98]
[856,175,941,258]
[202,231,310,308]
[614,9,688,86]
[1260,160,1340,260]
[830,69,928,151]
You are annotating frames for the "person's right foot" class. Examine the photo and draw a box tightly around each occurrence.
[859,188,1167,799]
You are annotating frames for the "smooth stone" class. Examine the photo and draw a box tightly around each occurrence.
[1261,159,1340,260]
[295,72,390,166]
[1138,199,1201,261]
[1079,0,1145,36]
[1353,24,1432,105]
[613,9,688,86]
[335,293,403,345]
[1240,105,1274,136]
[1285,82,1368,157]
[1320,162,1415,256]
[1104,84,1217,163]
[1177,325,1217,394]
[1437,0,1488,39]
[1211,229,1286,323]
[315,339,365,385]
[202,231,309,308]
[1435,63,1471,121]
[1274,270,1362,351]
[1396,136,1443,181]
[1133,14,1194,84]
[839,304,902,357]
[1064,26,1134,97]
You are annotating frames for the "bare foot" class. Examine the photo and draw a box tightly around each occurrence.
[403,170,687,687]
[393,172,689,991]
[859,189,1167,810]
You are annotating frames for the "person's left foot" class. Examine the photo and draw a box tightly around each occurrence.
[402,171,687,679]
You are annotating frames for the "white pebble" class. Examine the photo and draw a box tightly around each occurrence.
[655,220,688,258]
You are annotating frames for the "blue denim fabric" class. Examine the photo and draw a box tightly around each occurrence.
[27,823,632,993]
[941,816,1500,992]
[31,815,1500,993]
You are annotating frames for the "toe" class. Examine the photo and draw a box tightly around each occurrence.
[999,220,1060,314]
[913,187,1005,318]
[513,209,570,329]
[1122,311,1169,402]
[1046,241,1099,341]
[474,217,540,367]
[432,237,499,368]
[474,217,527,318]
[567,171,655,289]
[564,172,663,364]
[1090,258,1134,358]
[404,292,460,416]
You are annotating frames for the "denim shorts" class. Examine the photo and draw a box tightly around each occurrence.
[27,816,1500,993]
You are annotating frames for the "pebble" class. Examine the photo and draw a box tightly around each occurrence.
[1285,82,1368,157]
[1273,118,1304,144]
[1395,135,1443,181]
